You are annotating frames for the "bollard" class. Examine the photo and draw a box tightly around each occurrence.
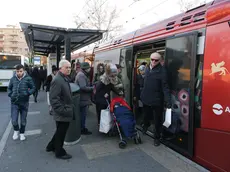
[64,83,81,145]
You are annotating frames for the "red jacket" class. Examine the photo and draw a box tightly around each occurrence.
[110,97,131,113]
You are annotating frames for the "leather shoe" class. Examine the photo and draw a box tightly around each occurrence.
[81,128,92,135]
[46,147,55,152]
[56,154,72,160]
[154,139,160,147]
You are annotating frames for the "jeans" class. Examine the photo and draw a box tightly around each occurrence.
[80,106,88,129]
[46,121,70,157]
[11,102,29,133]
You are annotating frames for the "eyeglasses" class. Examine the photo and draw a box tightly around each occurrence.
[151,58,160,62]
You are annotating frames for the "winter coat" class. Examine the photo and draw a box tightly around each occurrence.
[50,72,73,122]
[8,73,35,104]
[134,74,144,100]
[31,68,41,90]
[39,69,47,81]
[94,74,120,105]
[44,73,54,92]
[141,63,171,107]
[75,70,93,107]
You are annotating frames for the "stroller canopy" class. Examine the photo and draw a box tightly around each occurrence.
[110,97,131,113]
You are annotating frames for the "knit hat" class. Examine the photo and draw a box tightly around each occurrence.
[138,65,146,71]
[105,63,117,76]
[81,62,90,70]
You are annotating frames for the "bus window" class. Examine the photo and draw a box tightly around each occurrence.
[0,55,21,69]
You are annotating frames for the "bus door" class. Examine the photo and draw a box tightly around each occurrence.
[119,47,133,106]
[164,32,198,157]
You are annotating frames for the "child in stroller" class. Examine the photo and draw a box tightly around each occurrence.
[109,97,142,149]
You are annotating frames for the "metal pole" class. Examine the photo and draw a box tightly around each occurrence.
[56,44,60,68]
[65,36,71,62]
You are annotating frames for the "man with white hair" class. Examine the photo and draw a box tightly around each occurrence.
[141,52,171,146]
[46,59,73,159]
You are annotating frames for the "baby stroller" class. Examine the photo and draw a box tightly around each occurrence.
[109,97,142,149]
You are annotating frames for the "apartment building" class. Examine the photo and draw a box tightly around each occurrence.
[0,25,29,56]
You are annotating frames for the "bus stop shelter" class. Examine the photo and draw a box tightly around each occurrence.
[20,22,105,67]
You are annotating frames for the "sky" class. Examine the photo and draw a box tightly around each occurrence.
[0,0,212,51]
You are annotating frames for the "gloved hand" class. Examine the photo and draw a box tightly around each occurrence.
[164,102,171,109]
[104,93,109,98]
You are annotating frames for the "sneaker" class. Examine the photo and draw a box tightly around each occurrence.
[13,131,19,140]
[81,128,92,135]
[20,134,26,141]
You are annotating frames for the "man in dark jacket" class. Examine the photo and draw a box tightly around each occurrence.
[44,67,58,112]
[46,59,73,160]
[75,62,93,135]
[8,64,35,141]
[141,52,171,146]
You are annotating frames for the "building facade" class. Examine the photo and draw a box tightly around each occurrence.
[0,25,29,56]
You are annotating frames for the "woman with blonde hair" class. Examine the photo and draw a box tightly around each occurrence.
[94,63,122,125]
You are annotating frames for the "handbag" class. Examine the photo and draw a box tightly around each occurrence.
[99,107,113,133]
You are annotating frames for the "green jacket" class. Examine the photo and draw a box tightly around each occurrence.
[8,73,35,104]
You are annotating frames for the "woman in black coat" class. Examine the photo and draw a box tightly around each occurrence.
[94,64,121,125]
[31,67,41,102]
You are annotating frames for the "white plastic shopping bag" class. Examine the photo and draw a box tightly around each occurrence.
[163,108,172,128]
[138,100,143,107]
[99,108,112,133]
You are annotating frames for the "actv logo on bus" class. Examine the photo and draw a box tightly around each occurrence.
[212,104,230,115]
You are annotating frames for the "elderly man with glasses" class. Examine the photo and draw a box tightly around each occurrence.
[141,52,171,146]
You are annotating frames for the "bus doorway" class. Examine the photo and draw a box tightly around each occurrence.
[133,41,166,136]
[133,32,200,157]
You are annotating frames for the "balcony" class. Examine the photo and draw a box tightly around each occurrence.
[9,33,18,36]
[10,45,18,48]
[9,40,18,43]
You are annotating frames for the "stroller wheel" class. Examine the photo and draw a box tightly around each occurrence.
[134,135,142,144]
[119,140,127,149]
[108,131,113,137]
[134,137,138,144]
[138,137,142,144]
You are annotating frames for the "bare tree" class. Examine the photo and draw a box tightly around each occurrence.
[74,0,122,44]
[178,0,206,12]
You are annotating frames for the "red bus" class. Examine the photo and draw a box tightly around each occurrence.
[76,1,230,171]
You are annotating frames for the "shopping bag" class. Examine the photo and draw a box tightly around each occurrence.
[99,108,112,133]
[138,100,143,107]
[163,108,172,128]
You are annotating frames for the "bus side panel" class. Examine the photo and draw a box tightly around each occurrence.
[194,128,230,172]
[195,21,230,172]
[201,22,230,132]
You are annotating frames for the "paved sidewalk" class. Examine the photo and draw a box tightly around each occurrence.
[0,91,209,172]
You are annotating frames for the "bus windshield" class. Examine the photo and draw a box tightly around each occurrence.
[0,55,21,69]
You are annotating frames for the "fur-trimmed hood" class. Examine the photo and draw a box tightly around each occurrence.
[100,63,118,85]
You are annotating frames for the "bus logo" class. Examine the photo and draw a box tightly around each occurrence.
[212,104,223,115]
[209,61,229,75]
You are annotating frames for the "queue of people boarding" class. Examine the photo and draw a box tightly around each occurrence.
[7,52,171,160]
